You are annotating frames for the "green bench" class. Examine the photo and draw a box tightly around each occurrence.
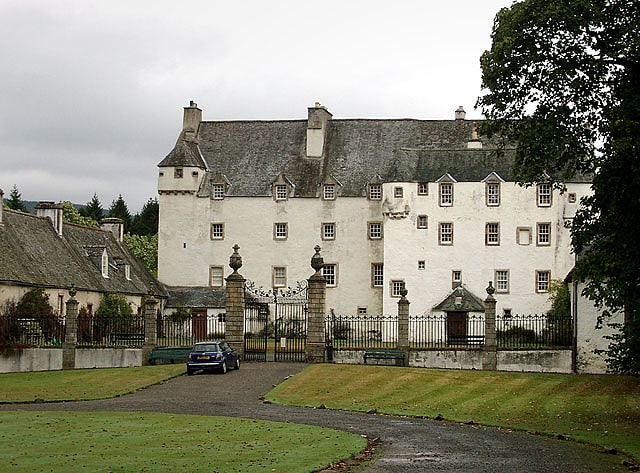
[363,348,406,365]
[148,347,192,365]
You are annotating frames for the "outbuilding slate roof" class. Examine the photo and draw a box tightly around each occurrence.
[164,286,226,309]
[0,209,165,297]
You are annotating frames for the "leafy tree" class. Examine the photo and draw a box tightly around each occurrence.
[93,293,134,342]
[130,197,159,236]
[477,0,639,374]
[15,288,62,343]
[82,193,105,222]
[123,233,158,276]
[107,195,132,233]
[6,185,27,212]
[60,201,99,228]
[546,280,572,346]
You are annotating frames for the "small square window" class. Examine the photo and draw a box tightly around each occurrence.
[323,184,335,200]
[275,185,288,200]
[274,223,288,240]
[368,184,382,200]
[537,183,552,206]
[418,260,426,270]
[568,193,577,203]
[417,215,428,229]
[537,222,551,246]
[174,168,184,179]
[452,270,462,288]
[371,263,384,287]
[323,264,337,287]
[212,184,225,199]
[394,186,404,198]
[417,182,429,195]
[273,267,287,287]
[391,280,405,298]
[503,308,512,318]
[210,266,224,287]
[210,223,225,240]
[322,222,335,240]
[439,222,453,245]
[358,307,368,316]
[495,270,509,293]
[368,222,383,240]
[439,183,453,206]
[486,182,500,206]
[536,270,551,292]
[485,222,500,245]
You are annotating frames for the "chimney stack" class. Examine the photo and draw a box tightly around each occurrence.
[306,102,332,158]
[100,217,124,242]
[183,100,202,141]
[455,106,466,120]
[35,202,63,236]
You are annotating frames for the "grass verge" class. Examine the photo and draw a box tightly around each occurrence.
[0,365,186,402]
[265,364,640,460]
[0,411,366,473]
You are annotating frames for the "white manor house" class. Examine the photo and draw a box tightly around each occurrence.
[157,102,590,321]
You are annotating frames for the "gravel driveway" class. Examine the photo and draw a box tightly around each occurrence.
[1,362,627,472]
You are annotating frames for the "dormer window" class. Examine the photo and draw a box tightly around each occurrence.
[272,173,294,201]
[368,184,382,200]
[323,184,335,200]
[101,249,109,278]
[124,264,131,281]
[537,183,552,206]
[275,185,288,200]
[209,172,231,200]
[212,184,225,199]
[436,173,456,207]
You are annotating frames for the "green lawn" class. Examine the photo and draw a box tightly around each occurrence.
[266,364,640,461]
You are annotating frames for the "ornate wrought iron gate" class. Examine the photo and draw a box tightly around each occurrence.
[244,280,308,362]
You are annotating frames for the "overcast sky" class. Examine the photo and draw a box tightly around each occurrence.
[0,0,513,213]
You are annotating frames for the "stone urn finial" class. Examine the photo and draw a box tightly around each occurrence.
[311,245,324,273]
[229,244,242,273]
[400,281,408,299]
[68,284,77,299]
[486,281,495,295]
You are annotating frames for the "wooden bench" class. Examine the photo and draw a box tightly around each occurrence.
[110,333,145,345]
[148,347,193,365]
[447,335,485,347]
[364,348,406,364]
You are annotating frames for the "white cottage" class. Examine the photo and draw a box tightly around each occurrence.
[157,102,590,319]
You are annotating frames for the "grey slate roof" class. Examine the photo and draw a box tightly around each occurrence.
[164,286,226,309]
[433,286,486,312]
[0,209,165,297]
[159,114,589,198]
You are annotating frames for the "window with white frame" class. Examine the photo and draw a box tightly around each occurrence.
[212,184,225,199]
[371,263,384,287]
[418,260,426,270]
[439,222,453,245]
[394,186,404,198]
[417,182,429,195]
[322,222,335,240]
[368,222,383,240]
[323,184,335,200]
[368,184,382,200]
[495,270,509,293]
[485,222,500,245]
[275,184,288,200]
[210,266,224,287]
[536,270,551,292]
[323,264,337,287]
[417,215,428,229]
[274,222,288,240]
[391,280,405,297]
[452,270,462,288]
[101,250,109,278]
[537,183,552,206]
[210,223,225,240]
[439,182,453,206]
[273,266,287,287]
[486,182,500,206]
[537,222,551,246]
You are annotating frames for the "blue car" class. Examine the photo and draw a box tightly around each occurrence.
[186,341,240,375]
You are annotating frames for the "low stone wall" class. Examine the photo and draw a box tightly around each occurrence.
[0,348,143,373]
[331,348,573,373]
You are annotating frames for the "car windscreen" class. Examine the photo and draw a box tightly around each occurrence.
[193,344,219,352]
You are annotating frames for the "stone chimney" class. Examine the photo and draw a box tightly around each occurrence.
[455,106,466,120]
[35,202,63,236]
[183,100,202,142]
[100,217,124,242]
[306,102,332,158]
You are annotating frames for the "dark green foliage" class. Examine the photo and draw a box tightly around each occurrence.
[6,185,28,212]
[82,193,104,222]
[169,304,191,324]
[93,293,134,342]
[130,198,158,236]
[478,0,640,375]
[107,195,132,234]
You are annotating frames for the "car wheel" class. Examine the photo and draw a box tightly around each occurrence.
[234,358,240,370]
[187,368,195,376]
[220,361,227,374]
